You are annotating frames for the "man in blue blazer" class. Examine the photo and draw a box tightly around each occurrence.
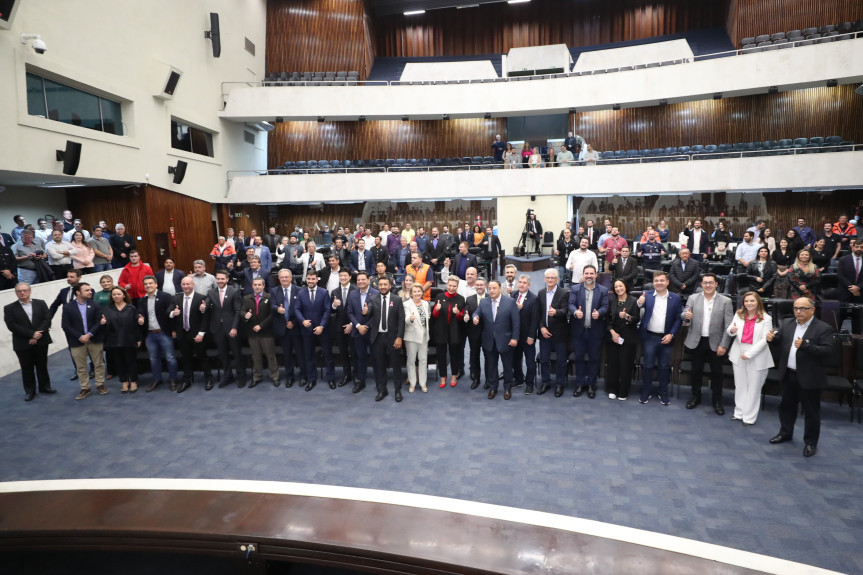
[250,237,273,273]
[270,268,303,387]
[61,282,107,399]
[346,271,379,393]
[637,271,683,405]
[472,279,519,400]
[295,269,335,390]
[511,274,539,393]
[155,258,183,296]
[568,265,609,398]
[349,239,375,280]
[239,255,274,296]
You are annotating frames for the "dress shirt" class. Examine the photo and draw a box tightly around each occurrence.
[146,294,159,330]
[491,297,500,321]
[357,250,367,271]
[545,288,556,324]
[457,281,477,300]
[162,270,177,295]
[183,294,192,331]
[691,229,703,254]
[735,241,759,263]
[787,316,813,370]
[584,286,594,328]
[326,271,340,292]
[20,301,33,322]
[192,273,217,296]
[701,294,715,337]
[77,300,90,335]
[646,291,669,334]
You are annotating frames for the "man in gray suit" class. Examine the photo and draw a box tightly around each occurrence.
[472,279,519,400]
[682,273,733,415]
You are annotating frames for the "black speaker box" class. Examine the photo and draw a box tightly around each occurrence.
[169,160,188,184]
[206,13,221,58]
[56,141,82,175]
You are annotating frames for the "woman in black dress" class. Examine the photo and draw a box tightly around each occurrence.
[99,287,142,393]
[431,276,467,388]
[810,237,832,273]
[745,246,777,298]
[784,228,805,259]
[605,280,639,400]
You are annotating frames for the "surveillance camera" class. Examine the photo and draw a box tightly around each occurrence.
[144,173,150,182]
[20,34,47,55]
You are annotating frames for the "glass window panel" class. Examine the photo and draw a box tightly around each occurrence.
[171,120,192,153]
[99,98,123,135]
[44,79,101,131]
[26,73,47,117]
[171,119,214,157]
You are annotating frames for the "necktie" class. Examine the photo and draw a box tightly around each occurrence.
[255,293,261,314]
[220,288,224,306]
[184,296,190,331]
[67,289,73,303]
[381,294,388,330]
[856,257,861,278]
[310,288,315,303]
[283,288,288,309]
[518,293,524,305]
[622,258,627,268]
[343,287,348,303]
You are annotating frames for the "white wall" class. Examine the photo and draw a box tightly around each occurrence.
[0,187,67,234]
[226,152,863,204]
[0,0,268,204]
[220,39,863,121]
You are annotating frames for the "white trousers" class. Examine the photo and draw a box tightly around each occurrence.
[405,340,428,389]
[732,363,768,424]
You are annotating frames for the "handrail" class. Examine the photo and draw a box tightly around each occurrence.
[221,31,861,99]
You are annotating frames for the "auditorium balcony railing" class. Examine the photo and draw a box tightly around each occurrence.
[220,36,863,122]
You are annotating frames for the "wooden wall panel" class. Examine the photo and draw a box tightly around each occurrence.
[66,185,148,257]
[267,0,376,79]
[268,118,507,165]
[727,0,862,47]
[569,85,863,153]
[374,0,728,57]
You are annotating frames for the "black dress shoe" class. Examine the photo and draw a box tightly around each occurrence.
[328,380,337,390]
[488,389,497,399]
[205,380,214,391]
[537,384,550,396]
[470,380,480,390]
[249,379,260,388]
[457,369,464,379]
[177,381,191,393]
[305,381,316,392]
[512,380,524,388]
[217,379,231,388]
[285,378,294,389]
[573,387,585,398]
[300,379,307,387]
[25,393,35,402]
[169,381,178,392]
[146,381,162,393]
[237,379,247,389]
[769,434,792,444]
[554,387,564,398]
[375,390,388,401]
[272,378,281,387]
[70,374,79,381]
[686,397,701,409]
[524,386,534,395]
[483,382,490,389]
[713,402,725,416]
[504,390,512,400]
[395,390,403,402]
[39,388,57,394]
[587,388,596,399]
[803,444,817,457]
[352,383,366,394]
[337,376,351,387]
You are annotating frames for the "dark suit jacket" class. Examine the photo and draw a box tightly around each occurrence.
[526,219,543,241]
[450,253,478,278]
[512,290,539,342]
[155,269,184,294]
[4,299,53,352]
[346,287,380,338]
[769,317,835,388]
[170,292,208,335]
[639,290,683,338]
[582,228,599,250]
[368,292,405,344]
[424,238,447,265]
[567,283,609,338]
[295,287,331,330]
[609,257,639,292]
[269,284,301,337]
[109,233,136,268]
[683,227,710,255]
[392,247,411,273]
[537,286,569,343]
[837,253,863,302]
[205,286,242,335]
[240,292,274,337]
[473,296,519,352]
[458,230,473,245]
[61,299,104,346]
[349,250,375,274]
[317,266,341,290]
[240,267,274,296]
[135,291,175,333]
[49,286,74,318]
[669,258,700,295]
[330,284,356,328]
[464,293,485,341]
[480,235,502,259]
[0,232,13,248]
[744,260,778,295]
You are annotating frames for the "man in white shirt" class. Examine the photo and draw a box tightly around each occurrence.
[378,224,392,246]
[63,219,90,242]
[440,265,479,299]
[45,229,74,279]
[637,271,683,405]
[735,231,760,273]
[566,237,598,284]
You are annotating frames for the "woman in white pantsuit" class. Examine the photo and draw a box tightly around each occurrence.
[403,285,430,393]
[726,292,774,425]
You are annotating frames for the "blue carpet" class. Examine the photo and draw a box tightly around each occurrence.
[2,275,861,574]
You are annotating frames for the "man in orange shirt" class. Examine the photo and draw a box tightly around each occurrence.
[210,236,236,269]
[833,214,858,252]
[118,250,154,301]
[405,252,434,301]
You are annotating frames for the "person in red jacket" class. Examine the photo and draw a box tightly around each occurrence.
[118,250,154,300]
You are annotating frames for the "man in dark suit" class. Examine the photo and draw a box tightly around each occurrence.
[137,275,179,392]
[155,257,183,296]
[169,275,211,392]
[682,220,710,261]
[458,223,473,246]
[463,278,487,389]
[349,238,375,280]
[4,282,56,401]
[206,270,246,388]
[330,268,356,386]
[241,277,279,386]
[472,279,519,400]
[581,220,599,251]
[608,246,639,293]
[836,239,863,332]
[318,254,342,292]
[637,271,683,405]
[367,275,405,402]
[568,265,609,398]
[446,242,479,281]
[669,247,700,296]
[425,227,447,277]
[481,226,503,278]
[330,237,350,271]
[346,272,379,393]
[537,269,569,396]
[295,269,335,390]
[767,297,836,457]
[49,269,83,318]
[392,236,411,276]
[511,274,539,393]
[526,213,543,255]
[61,282,107,400]
[270,268,303,387]
[238,255,274,296]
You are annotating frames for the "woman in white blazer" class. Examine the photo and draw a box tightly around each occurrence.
[403,284,431,393]
[726,291,774,425]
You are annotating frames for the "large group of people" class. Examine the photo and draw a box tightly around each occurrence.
[4,209,861,459]
[493,132,600,168]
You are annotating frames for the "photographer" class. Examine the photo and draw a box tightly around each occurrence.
[526,210,543,255]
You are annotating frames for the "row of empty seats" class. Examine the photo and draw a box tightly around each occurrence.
[274,157,505,173]
[265,71,360,86]
[740,20,863,50]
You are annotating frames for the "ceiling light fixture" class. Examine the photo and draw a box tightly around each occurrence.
[404,10,425,16]
[508,0,531,4]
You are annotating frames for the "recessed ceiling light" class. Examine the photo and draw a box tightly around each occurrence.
[508,0,531,4]
[404,10,425,16]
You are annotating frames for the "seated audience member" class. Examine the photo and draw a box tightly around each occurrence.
[734,231,759,273]
[557,144,574,166]
[833,213,857,251]
[528,147,542,168]
[504,143,520,169]
[744,247,777,298]
[669,247,700,296]
[579,143,600,165]
[788,249,820,301]
[810,238,832,273]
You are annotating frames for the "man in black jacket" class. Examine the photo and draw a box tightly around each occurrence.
[368,276,405,402]
[463,278,487,389]
[206,270,246,388]
[669,247,700,296]
[4,283,56,400]
[137,275,179,392]
[536,269,569,396]
[511,274,539,392]
[170,275,211,392]
[608,246,639,292]
[61,282,106,400]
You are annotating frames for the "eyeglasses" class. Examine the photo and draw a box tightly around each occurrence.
[793,307,813,311]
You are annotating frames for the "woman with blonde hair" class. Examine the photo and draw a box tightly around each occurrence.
[726,292,773,425]
[788,248,820,300]
[398,273,415,300]
[403,284,431,393]
[528,147,542,168]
